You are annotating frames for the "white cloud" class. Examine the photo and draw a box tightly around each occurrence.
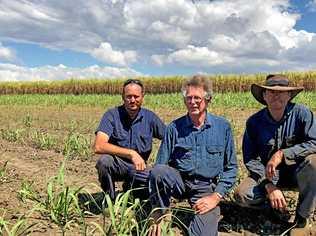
[0,64,143,81]
[91,42,137,67]
[0,0,316,76]
[152,45,226,66]
[0,42,16,61]
[307,0,316,12]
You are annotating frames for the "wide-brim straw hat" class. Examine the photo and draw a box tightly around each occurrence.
[251,74,304,105]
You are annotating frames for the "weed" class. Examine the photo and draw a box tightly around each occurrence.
[0,128,24,143]
[68,120,78,133]
[63,133,91,160]
[18,181,41,204]
[31,130,57,150]
[18,162,84,236]
[0,212,35,236]
[0,161,8,183]
[90,189,141,235]
[22,114,33,128]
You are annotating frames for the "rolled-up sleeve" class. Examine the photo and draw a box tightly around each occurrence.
[95,111,114,136]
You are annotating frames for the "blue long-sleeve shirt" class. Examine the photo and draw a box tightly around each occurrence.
[243,103,316,183]
[156,112,237,197]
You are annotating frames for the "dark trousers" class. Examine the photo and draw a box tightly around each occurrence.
[235,154,316,218]
[149,164,220,236]
[95,154,150,200]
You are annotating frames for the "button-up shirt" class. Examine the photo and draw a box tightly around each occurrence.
[156,112,237,196]
[96,105,166,161]
[243,103,316,182]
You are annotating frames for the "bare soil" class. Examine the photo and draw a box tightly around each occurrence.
[0,105,315,235]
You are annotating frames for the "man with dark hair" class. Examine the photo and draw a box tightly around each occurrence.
[94,79,165,199]
[149,75,237,236]
[235,74,316,235]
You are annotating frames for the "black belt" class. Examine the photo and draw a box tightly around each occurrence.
[181,173,219,184]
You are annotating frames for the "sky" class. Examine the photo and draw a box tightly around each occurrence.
[0,0,316,81]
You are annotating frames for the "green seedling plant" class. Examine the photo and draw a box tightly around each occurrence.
[0,212,35,236]
[18,162,84,236]
[0,128,24,143]
[63,132,91,160]
[90,189,141,236]
[31,130,57,150]
[88,187,189,236]
[22,114,33,128]
[141,207,191,236]
[0,161,8,183]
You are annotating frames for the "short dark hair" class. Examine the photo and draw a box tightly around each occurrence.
[122,79,144,93]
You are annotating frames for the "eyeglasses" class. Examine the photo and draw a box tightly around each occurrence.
[123,79,143,89]
[184,96,203,103]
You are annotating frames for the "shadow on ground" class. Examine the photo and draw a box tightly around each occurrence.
[78,192,106,215]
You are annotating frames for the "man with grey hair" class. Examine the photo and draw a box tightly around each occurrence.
[149,75,238,236]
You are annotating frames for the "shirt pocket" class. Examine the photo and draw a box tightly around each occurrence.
[172,144,194,173]
[111,133,128,147]
[205,145,224,171]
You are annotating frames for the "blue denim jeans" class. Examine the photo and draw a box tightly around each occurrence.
[95,154,150,200]
[149,164,220,236]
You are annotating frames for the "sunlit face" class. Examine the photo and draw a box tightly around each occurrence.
[263,90,291,111]
[122,83,144,115]
[184,86,210,117]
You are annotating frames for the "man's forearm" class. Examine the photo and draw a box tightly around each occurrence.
[94,142,135,160]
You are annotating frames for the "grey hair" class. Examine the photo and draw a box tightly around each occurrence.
[181,75,213,99]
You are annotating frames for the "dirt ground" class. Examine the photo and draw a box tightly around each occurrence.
[0,105,315,235]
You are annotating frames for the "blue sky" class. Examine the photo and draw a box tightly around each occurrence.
[0,0,316,81]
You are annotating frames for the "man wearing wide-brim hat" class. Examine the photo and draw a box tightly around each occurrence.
[235,74,316,235]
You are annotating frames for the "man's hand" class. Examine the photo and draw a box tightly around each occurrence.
[129,150,146,171]
[193,193,221,215]
[266,150,283,181]
[265,183,287,211]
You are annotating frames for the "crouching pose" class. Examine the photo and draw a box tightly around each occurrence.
[235,74,316,235]
[94,79,165,200]
[149,75,237,236]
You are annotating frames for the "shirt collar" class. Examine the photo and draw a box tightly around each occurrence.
[119,105,144,122]
[184,111,212,129]
[264,103,294,124]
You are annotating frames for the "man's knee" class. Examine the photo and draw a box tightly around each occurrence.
[234,177,265,206]
[96,154,115,172]
[234,178,253,204]
[150,164,174,180]
[189,206,220,236]
[306,154,316,173]
[297,154,316,182]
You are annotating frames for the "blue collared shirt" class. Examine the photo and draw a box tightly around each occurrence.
[243,103,316,182]
[96,105,166,161]
[156,112,237,196]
